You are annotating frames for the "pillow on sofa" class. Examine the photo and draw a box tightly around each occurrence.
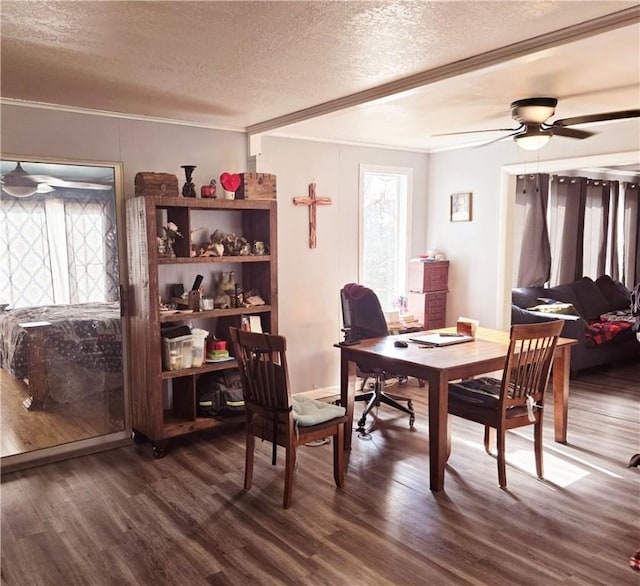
[569,277,612,321]
[527,302,579,315]
[511,304,562,324]
[543,283,583,314]
[512,287,545,309]
[595,275,631,311]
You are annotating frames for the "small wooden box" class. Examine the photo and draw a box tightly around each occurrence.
[236,173,276,200]
[408,260,449,293]
[135,172,179,197]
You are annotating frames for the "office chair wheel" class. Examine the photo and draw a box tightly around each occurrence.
[408,400,415,428]
[357,414,367,433]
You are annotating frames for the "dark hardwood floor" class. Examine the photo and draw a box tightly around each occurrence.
[2,361,639,585]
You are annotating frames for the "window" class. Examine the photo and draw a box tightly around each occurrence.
[0,193,119,308]
[359,164,411,310]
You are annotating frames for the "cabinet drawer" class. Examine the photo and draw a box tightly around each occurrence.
[425,314,446,329]
[428,306,445,318]
[408,261,449,292]
[407,291,448,329]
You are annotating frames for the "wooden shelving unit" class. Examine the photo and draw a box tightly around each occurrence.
[126,195,277,456]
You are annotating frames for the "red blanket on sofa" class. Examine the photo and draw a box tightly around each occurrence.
[585,318,633,346]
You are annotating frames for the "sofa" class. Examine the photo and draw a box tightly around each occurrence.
[511,275,639,377]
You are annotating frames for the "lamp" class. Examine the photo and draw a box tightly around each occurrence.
[514,125,552,151]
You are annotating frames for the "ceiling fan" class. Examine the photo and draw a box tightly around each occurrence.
[1,161,113,198]
[438,97,640,151]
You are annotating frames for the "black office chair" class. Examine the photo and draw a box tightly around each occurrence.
[340,283,415,433]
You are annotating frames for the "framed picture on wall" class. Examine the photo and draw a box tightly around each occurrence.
[450,192,472,222]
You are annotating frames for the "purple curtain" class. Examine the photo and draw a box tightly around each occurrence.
[515,174,551,287]
[623,181,640,288]
[548,176,586,286]
[583,179,617,280]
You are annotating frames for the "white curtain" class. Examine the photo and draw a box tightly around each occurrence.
[0,191,118,308]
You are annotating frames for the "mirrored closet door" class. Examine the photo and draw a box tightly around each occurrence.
[0,156,130,470]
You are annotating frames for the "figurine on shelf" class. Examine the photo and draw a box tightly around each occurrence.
[243,289,266,306]
[181,165,197,198]
[223,233,242,256]
[239,240,251,256]
[252,241,267,255]
[200,179,217,198]
[213,271,237,309]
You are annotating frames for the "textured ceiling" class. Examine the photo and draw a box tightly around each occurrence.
[1,1,639,152]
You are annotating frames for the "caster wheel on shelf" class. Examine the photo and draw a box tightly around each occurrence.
[152,443,168,459]
[132,431,147,445]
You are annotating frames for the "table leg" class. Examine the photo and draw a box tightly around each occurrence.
[340,353,357,451]
[23,324,49,411]
[552,346,571,443]
[427,370,449,491]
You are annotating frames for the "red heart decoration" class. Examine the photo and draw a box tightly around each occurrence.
[220,172,241,192]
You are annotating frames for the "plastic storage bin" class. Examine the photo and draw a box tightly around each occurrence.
[191,328,209,368]
[162,335,193,371]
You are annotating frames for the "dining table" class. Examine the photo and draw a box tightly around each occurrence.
[338,326,577,491]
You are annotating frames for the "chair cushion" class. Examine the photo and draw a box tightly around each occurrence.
[448,377,501,409]
[292,396,346,427]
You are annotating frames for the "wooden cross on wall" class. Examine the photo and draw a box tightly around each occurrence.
[292,182,332,249]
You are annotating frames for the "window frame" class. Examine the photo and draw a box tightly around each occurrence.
[358,163,413,311]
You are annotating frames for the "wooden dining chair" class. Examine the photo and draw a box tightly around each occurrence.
[229,327,347,508]
[447,320,564,488]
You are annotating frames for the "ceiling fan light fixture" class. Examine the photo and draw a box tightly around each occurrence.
[514,133,551,151]
[1,185,39,198]
[510,97,558,124]
[514,124,552,151]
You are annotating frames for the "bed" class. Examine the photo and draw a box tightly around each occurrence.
[0,302,123,410]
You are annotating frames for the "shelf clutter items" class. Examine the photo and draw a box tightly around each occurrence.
[161,326,212,370]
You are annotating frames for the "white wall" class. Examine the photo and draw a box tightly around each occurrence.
[1,104,247,196]
[261,136,429,392]
[427,119,640,331]
[2,105,429,394]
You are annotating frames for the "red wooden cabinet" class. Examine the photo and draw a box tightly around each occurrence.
[407,260,449,329]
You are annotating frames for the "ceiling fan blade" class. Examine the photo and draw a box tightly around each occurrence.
[28,175,113,190]
[549,125,594,140]
[473,129,523,148]
[553,109,640,127]
[433,126,521,137]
